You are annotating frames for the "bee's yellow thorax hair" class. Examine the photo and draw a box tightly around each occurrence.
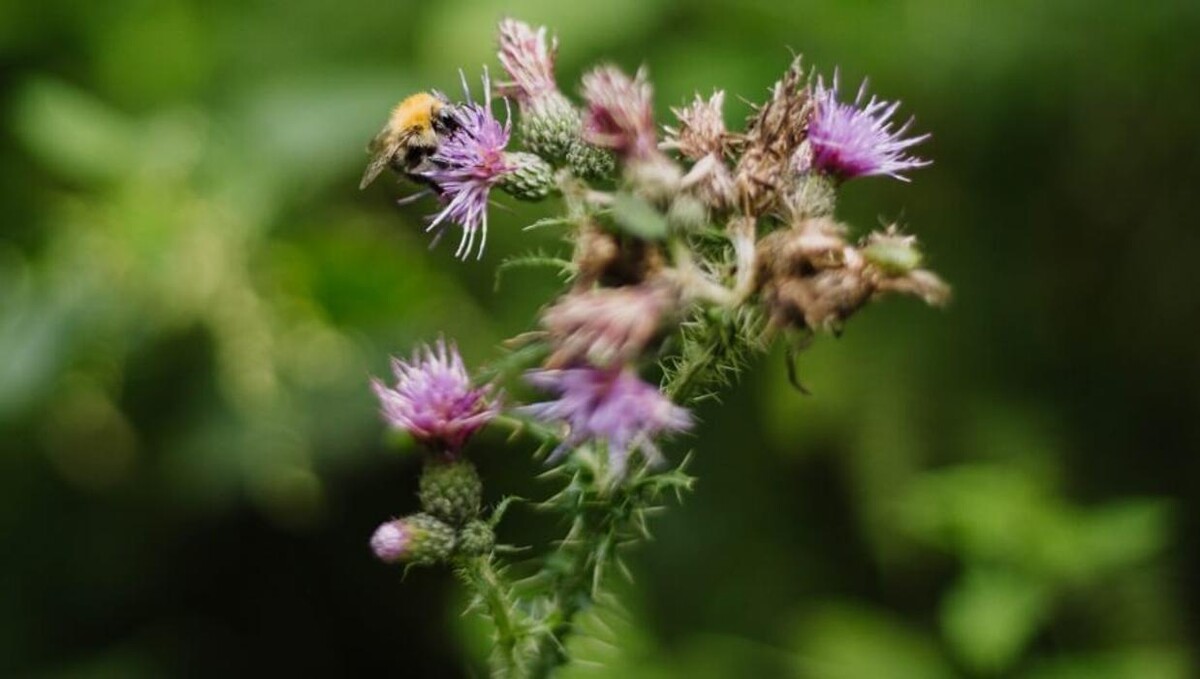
[391,92,441,132]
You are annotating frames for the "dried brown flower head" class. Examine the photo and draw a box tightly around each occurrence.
[756,219,948,333]
[734,56,813,216]
[573,219,666,289]
[664,91,731,161]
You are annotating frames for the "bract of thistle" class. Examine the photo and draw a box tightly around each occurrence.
[520,367,693,477]
[420,69,515,260]
[370,338,498,454]
[806,72,931,182]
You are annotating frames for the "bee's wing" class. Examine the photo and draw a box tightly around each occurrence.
[359,125,408,190]
[359,138,395,190]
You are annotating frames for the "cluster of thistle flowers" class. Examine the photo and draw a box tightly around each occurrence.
[369,18,948,568]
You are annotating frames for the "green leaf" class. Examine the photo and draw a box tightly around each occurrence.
[610,193,669,241]
[940,566,1051,674]
[790,602,955,679]
[1022,648,1192,679]
[11,78,135,182]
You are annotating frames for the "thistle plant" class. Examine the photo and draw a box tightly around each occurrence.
[362,18,947,677]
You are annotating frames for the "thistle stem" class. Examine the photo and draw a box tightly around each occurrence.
[528,504,610,678]
[458,556,524,676]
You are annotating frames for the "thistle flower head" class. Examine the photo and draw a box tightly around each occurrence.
[496,18,561,108]
[664,90,730,161]
[806,73,931,182]
[581,65,659,161]
[370,520,411,563]
[541,283,676,369]
[371,338,498,454]
[370,514,457,566]
[734,56,811,215]
[421,69,513,260]
[521,367,692,476]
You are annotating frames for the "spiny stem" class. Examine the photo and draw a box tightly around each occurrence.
[528,505,610,678]
[458,557,524,676]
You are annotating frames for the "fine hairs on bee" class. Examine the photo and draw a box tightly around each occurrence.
[360,91,460,190]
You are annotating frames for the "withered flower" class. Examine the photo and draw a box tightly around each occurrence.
[541,282,677,368]
[666,91,737,210]
[733,56,812,216]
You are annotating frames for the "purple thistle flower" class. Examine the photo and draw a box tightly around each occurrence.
[496,18,560,109]
[805,72,930,182]
[371,338,498,454]
[370,520,410,563]
[520,367,692,476]
[421,69,514,260]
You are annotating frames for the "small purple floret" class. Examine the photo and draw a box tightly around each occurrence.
[371,338,498,453]
[421,68,514,260]
[806,73,930,182]
[370,520,409,563]
[520,367,692,476]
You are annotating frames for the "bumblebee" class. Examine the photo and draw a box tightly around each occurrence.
[359,91,460,190]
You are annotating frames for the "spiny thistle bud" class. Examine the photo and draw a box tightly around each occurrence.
[565,140,616,181]
[862,228,951,306]
[541,282,677,369]
[371,513,457,566]
[418,459,483,525]
[519,96,582,164]
[496,18,581,163]
[861,229,924,275]
[498,151,555,201]
[457,519,496,556]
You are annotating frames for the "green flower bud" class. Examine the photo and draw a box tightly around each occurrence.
[499,152,555,201]
[862,231,924,275]
[520,94,581,164]
[566,141,616,181]
[457,519,496,556]
[418,459,483,525]
[370,513,457,566]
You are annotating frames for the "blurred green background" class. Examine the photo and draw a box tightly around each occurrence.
[2,0,1198,676]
